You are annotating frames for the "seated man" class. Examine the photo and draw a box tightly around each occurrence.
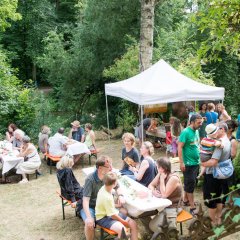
[81,156,128,240]
[48,128,68,156]
[68,120,85,143]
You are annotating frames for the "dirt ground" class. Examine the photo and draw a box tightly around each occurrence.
[1,138,239,240]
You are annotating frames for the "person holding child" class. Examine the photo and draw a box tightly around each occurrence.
[120,133,140,177]
[95,172,138,239]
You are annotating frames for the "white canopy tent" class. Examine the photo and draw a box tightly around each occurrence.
[104,59,225,139]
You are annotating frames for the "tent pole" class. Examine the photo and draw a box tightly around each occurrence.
[141,105,144,145]
[105,94,111,143]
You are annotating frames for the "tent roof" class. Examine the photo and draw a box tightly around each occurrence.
[105,59,224,105]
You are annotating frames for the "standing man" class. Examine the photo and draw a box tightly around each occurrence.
[202,123,231,225]
[68,120,85,143]
[81,156,136,240]
[178,114,202,215]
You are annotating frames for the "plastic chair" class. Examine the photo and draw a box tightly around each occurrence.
[176,209,193,235]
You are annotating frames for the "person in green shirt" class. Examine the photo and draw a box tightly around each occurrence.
[178,114,202,215]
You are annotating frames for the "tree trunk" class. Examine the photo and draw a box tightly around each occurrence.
[139,0,155,72]
[32,62,37,87]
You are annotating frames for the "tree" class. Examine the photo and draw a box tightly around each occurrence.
[194,0,240,61]
[0,0,21,31]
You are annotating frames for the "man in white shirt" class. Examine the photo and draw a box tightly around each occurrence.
[48,128,68,156]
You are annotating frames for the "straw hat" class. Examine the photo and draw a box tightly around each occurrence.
[205,124,219,136]
[71,120,80,128]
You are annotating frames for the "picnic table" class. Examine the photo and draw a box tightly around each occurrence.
[118,175,172,218]
[146,125,166,139]
[0,141,24,175]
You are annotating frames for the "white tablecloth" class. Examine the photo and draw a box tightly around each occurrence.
[66,142,90,156]
[1,150,24,174]
[118,176,172,217]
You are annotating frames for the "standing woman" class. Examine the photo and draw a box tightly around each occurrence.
[16,136,41,183]
[129,141,156,187]
[84,123,97,150]
[38,125,51,154]
[6,123,18,143]
[217,103,231,122]
[120,133,140,177]
[199,103,207,139]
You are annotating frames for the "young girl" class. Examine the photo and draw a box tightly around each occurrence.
[165,125,173,157]
[170,117,182,157]
[120,133,140,177]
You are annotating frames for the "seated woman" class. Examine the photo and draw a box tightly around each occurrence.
[6,123,18,143]
[56,155,83,209]
[129,141,156,187]
[148,157,182,232]
[84,123,96,150]
[12,129,25,149]
[16,136,41,184]
[38,125,51,154]
[120,133,140,177]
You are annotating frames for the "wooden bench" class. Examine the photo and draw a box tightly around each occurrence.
[44,153,61,174]
[56,191,78,220]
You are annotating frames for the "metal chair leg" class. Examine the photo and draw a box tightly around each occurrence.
[62,198,65,220]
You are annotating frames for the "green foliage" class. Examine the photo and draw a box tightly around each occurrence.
[0,0,21,31]
[193,0,240,61]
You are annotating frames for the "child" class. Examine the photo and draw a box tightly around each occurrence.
[95,172,138,239]
[120,133,140,177]
[165,125,173,157]
[170,117,182,157]
[198,124,223,178]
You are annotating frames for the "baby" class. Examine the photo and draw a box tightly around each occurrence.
[198,124,223,178]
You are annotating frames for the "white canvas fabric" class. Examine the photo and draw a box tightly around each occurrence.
[105,59,224,105]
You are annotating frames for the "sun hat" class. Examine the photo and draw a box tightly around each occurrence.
[205,124,219,136]
[71,120,80,128]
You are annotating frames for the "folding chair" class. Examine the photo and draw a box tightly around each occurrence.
[56,191,78,220]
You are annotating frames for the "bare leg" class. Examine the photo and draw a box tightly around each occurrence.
[183,191,189,203]
[22,173,27,180]
[128,218,138,240]
[208,208,217,225]
[186,193,195,209]
[216,203,223,224]
[84,224,94,240]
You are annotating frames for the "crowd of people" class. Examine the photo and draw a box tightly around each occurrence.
[1,102,240,238]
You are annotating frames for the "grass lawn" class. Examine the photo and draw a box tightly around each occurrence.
[1,139,239,240]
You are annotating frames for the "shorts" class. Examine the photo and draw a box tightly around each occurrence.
[80,207,95,222]
[203,174,228,208]
[166,144,173,153]
[96,213,127,229]
[183,165,199,193]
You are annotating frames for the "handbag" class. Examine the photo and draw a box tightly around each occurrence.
[213,159,233,179]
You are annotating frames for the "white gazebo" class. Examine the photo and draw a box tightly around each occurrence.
[104,59,225,137]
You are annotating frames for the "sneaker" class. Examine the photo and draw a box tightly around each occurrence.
[190,208,197,216]
[19,179,29,184]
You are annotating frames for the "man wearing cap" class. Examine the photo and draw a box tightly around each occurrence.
[178,114,202,215]
[201,122,231,225]
[68,120,85,143]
